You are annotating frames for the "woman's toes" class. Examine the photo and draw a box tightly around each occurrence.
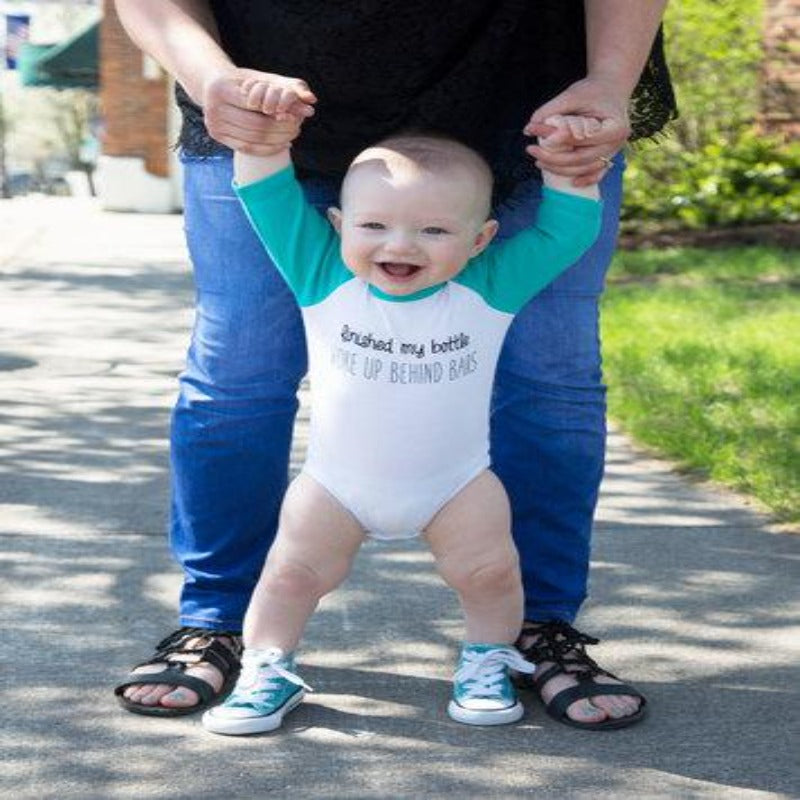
[122,683,200,708]
[592,694,640,718]
[120,657,227,709]
[127,684,173,706]
[159,687,200,708]
[123,685,152,703]
[567,698,607,722]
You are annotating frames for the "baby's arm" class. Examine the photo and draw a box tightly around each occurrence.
[538,116,603,200]
[457,115,604,311]
[233,75,317,185]
[233,75,348,306]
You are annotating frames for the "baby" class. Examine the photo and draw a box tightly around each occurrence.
[202,76,602,735]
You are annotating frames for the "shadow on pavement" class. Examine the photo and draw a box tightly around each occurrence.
[1,201,798,799]
[2,521,798,799]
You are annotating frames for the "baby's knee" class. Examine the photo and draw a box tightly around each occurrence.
[262,560,326,600]
[449,554,521,598]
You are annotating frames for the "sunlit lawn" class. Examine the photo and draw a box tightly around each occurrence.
[602,245,800,523]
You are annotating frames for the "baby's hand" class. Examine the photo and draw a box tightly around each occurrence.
[538,115,603,153]
[239,74,317,122]
[254,115,304,155]
[536,115,602,199]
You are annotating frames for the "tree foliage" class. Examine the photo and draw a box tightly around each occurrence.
[664,0,763,148]
[622,0,800,229]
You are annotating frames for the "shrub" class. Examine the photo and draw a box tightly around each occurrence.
[621,0,800,230]
[623,132,800,229]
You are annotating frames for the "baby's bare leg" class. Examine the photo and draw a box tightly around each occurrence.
[425,470,523,644]
[243,472,366,652]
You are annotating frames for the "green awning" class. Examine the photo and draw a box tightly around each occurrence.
[18,20,98,89]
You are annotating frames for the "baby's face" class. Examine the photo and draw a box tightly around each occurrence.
[329,156,497,296]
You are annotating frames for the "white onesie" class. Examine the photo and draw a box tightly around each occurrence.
[237,166,601,539]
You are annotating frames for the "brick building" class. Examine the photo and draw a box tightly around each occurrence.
[761,0,800,139]
[97,0,181,211]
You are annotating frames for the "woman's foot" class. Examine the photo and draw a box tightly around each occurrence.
[115,628,242,715]
[516,621,646,728]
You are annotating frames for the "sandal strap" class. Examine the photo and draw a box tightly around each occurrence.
[134,627,243,677]
[114,667,218,703]
[542,680,644,722]
[516,620,620,686]
[517,620,620,694]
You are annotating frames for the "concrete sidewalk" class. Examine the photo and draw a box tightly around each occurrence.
[1,196,798,800]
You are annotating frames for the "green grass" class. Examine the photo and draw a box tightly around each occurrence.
[602,246,800,522]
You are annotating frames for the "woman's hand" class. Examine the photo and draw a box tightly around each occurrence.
[200,68,316,154]
[524,76,631,186]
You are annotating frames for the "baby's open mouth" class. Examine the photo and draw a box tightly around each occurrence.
[377,262,422,280]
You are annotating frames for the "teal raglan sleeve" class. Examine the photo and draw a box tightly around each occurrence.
[234,165,351,307]
[455,187,603,314]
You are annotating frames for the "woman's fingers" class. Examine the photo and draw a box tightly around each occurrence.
[527,142,612,170]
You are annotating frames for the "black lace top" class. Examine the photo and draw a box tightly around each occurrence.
[177,1,676,197]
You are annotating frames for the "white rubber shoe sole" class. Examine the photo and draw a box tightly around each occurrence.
[447,698,525,726]
[202,690,304,735]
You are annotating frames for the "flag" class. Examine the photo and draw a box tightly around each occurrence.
[5,14,31,70]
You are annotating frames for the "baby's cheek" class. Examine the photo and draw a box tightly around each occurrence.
[340,244,368,277]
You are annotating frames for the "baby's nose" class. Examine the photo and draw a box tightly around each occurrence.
[383,230,416,254]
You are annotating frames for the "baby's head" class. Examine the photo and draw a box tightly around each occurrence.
[328,133,498,296]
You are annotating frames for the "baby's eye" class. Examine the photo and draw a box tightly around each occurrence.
[358,222,385,230]
[422,226,449,235]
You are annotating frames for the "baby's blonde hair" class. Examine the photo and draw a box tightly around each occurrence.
[343,132,494,220]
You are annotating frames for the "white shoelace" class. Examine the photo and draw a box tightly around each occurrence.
[455,647,535,697]
[237,648,313,697]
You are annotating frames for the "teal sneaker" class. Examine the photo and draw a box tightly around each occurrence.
[448,643,535,726]
[202,647,310,735]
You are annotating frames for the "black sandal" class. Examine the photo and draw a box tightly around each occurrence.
[114,627,243,717]
[515,620,647,730]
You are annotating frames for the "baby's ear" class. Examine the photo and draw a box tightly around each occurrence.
[471,219,499,256]
[327,207,343,233]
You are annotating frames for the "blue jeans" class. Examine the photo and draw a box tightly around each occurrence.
[172,153,623,630]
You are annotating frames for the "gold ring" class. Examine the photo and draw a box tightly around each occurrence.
[598,155,614,168]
